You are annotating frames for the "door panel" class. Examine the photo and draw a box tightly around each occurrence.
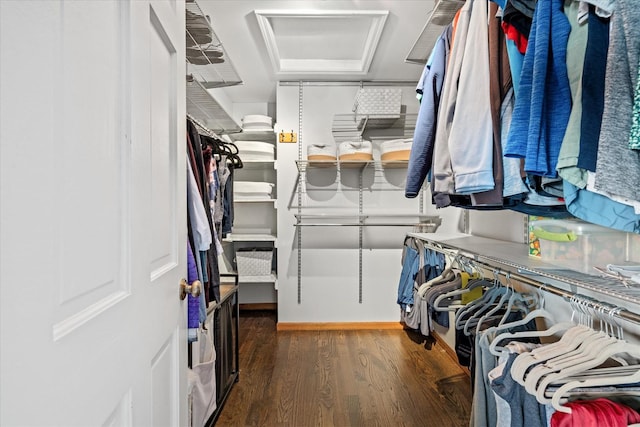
[53,0,130,339]
[0,1,187,426]
[149,6,179,280]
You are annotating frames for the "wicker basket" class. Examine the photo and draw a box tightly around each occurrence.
[236,248,273,277]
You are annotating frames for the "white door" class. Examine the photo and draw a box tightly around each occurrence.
[0,1,188,426]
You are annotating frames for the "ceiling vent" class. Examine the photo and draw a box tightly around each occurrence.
[254,10,389,77]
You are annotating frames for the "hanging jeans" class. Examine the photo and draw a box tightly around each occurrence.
[397,245,420,310]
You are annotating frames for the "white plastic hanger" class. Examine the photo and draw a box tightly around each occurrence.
[532,305,639,406]
[510,297,599,385]
[432,274,484,312]
[549,366,640,413]
[487,308,560,356]
[535,339,640,406]
[462,285,508,336]
[453,277,497,330]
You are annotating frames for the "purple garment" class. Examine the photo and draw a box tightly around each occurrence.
[187,243,198,284]
[187,244,200,329]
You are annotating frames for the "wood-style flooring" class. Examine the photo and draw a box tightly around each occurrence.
[216,311,472,427]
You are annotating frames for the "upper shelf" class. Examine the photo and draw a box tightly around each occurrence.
[332,113,417,143]
[405,0,465,65]
[186,0,242,88]
[185,0,242,134]
[186,79,241,133]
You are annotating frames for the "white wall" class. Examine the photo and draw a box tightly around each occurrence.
[275,82,463,323]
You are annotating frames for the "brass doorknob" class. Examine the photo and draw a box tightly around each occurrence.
[180,278,201,300]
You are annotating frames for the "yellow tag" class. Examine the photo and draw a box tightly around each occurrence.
[461,272,483,305]
[279,131,297,143]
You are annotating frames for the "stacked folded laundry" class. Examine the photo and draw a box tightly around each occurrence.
[241,115,273,132]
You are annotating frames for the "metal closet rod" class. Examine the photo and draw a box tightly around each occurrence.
[420,240,640,326]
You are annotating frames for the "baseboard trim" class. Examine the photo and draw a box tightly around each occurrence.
[276,321,405,331]
[239,303,277,311]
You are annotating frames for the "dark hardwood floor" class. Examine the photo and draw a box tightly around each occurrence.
[216,311,472,427]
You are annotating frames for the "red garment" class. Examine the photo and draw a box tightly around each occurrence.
[551,398,640,427]
[502,21,528,54]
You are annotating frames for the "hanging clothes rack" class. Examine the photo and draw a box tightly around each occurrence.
[408,234,640,326]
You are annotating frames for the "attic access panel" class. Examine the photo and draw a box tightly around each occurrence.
[254,10,389,76]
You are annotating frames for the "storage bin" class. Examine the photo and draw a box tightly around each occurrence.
[338,140,373,162]
[236,248,273,277]
[234,140,274,161]
[381,138,413,162]
[530,219,633,275]
[307,143,337,162]
[352,88,402,119]
[234,181,274,200]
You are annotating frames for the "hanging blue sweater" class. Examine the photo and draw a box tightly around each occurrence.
[504,0,572,177]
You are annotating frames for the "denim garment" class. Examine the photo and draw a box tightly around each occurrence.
[397,245,420,309]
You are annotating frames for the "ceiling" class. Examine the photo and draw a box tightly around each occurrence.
[198,0,437,105]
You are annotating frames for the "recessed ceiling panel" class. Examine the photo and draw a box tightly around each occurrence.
[255,10,388,76]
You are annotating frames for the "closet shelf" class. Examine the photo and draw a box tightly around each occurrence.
[223,233,276,242]
[296,159,408,172]
[405,0,465,65]
[226,130,277,143]
[408,233,640,312]
[234,198,276,204]
[186,0,242,88]
[331,113,417,143]
[186,79,241,133]
[238,274,277,284]
[239,160,276,168]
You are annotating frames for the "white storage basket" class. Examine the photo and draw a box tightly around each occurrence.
[352,88,402,119]
[236,248,273,277]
